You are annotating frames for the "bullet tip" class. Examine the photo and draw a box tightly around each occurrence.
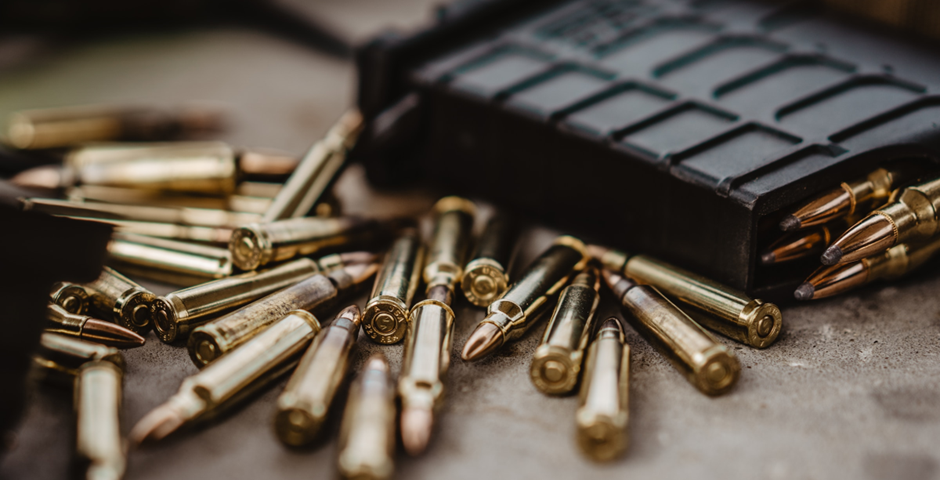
[337,304,362,326]
[461,323,503,362]
[760,252,776,266]
[793,283,815,301]
[400,406,434,456]
[779,215,801,232]
[820,246,842,266]
[129,405,186,447]
[83,318,146,349]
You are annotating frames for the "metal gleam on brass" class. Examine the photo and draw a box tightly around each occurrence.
[423,196,476,290]
[275,305,361,446]
[66,141,238,194]
[45,303,145,349]
[130,311,321,445]
[461,212,518,307]
[50,282,89,315]
[577,318,630,462]
[82,266,156,335]
[187,271,347,367]
[75,361,125,480]
[531,269,600,395]
[108,233,233,286]
[262,109,363,222]
[66,184,273,214]
[230,216,376,271]
[337,354,395,480]
[594,247,781,349]
[22,197,260,228]
[363,229,424,344]
[31,333,124,385]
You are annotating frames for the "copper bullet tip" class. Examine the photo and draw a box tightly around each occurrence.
[461,323,503,362]
[827,214,898,265]
[599,317,623,333]
[820,246,842,266]
[82,318,146,349]
[779,215,801,232]
[760,252,776,266]
[400,406,434,456]
[793,283,815,301]
[337,304,362,327]
[129,405,185,447]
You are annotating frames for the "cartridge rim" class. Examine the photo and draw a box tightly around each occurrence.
[274,406,319,447]
[693,346,741,396]
[151,297,180,343]
[742,301,783,349]
[461,258,508,307]
[576,412,626,462]
[362,297,409,345]
[187,326,224,368]
[51,284,89,315]
[229,224,271,271]
[115,289,156,335]
[530,345,580,395]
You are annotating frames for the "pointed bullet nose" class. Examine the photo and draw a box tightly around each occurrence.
[793,283,815,301]
[779,215,801,232]
[129,405,185,447]
[400,406,434,456]
[337,304,362,326]
[760,252,776,266]
[83,318,146,349]
[461,323,503,362]
[820,246,842,266]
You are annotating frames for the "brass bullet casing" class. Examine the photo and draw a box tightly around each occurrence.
[2,104,222,150]
[423,196,476,290]
[153,256,339,344]
[577,318,630,462]
[31,333,124,385]
[461,212,519,307]
[81,266,156,335]
[66,184,274,214]
[462,236,588,361]
[262,109,363,222]
[50,282,89,315]
[337,354,395,480]
[187,266,365,367]
[92,220,234,246]
[781,167,900,231]
[22,197,261,228]
[74,361,125,480]
[230,216,378,271]
[107,233,233,286]
[130,311,321,445]
[363,229,424,344]
[605,272,740,396]
[530,269,600,395]
[275,305,362,446]
[45,304,145,349]
[593,247,782,349]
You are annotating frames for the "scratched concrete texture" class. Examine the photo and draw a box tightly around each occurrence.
[1,2,939,479]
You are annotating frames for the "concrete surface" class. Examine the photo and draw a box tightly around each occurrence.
[2,2,940,479]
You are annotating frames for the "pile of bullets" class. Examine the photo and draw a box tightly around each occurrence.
[759,162,940,300]
[7,104,788,479]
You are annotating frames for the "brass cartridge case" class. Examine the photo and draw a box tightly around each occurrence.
[81,266,156,335]
[398,285,454,428]
[93,220,233,245]
[22,197,260,228]
[530,269,600,395]
[262,110,363,222]
[31,333,124,385]
[67,184,273,214]
[337,354,395,480]
[423,197,476,290]
[50,282,89,315]
[606,273,739,396]
[461,212,519,307]
[362,229,424,344]
[154,257,329,343]
[230,216,378,271]
[75,360,125,480]
[275,305,362,446]
[130,311,321,444]
[187,268,355,367]
[465,236,587,359]
[108,233,233,286]
[2,104,222,150]
[576,318,630,462]
[594,248,781,349]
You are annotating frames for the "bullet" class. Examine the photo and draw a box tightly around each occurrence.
[31,333,124,385]
[761,223,840,266]
[337,354,395,480]
[603,270,739,396]
[187,263,377,367]
[422,197,476,291]
[2,103,223,150]
[50,282,89,315]
[152,253,374,343]
[462,236,588,362]
[796,235,940,300]
[780,167,913,231]
[576,318,630,462]
[530,269,600,395]
[46,304,145,349]
[229,216,384,271]
[21,197,261,228]
[79,266,156,335]
[590,245,782,349]
[66,184,274,214]
[262,109,363,222]
[362,229,424,344]
[90,219,234,245]
[130,310,322,445]
[275,305,362,446]
[107,233,233,286]
[460,212,519,307]
[75,361,125,480]
[822,176,940,265]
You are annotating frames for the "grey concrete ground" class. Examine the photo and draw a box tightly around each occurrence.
[1,2,940,479]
